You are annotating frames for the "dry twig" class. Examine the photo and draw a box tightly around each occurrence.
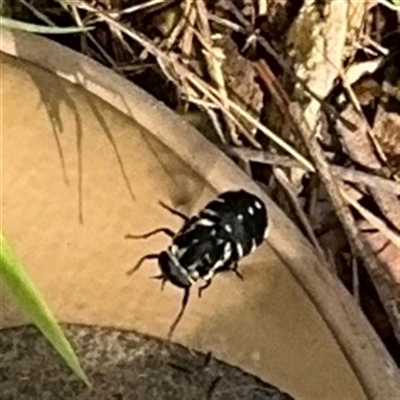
[342,188,400,249]
[254,58,400,342]
[64,0,320,166]
[227,147,400,195]
[273,167,327,263]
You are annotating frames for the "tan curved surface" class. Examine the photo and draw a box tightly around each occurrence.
[1,30,399,399]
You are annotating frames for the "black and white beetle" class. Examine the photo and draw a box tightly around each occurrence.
[126,190,268,338]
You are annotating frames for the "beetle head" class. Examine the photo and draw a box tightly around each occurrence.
[158,251,192,289]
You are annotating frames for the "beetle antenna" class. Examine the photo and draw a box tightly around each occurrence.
[168,287,190,339]
[159,201,190,222]
[125,227,175,240]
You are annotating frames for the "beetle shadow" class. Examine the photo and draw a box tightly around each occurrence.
[7,44,217,224]
[3,55,83,222]
[5,40,139,224]
[102,77,219,214]
[3,56,71,181]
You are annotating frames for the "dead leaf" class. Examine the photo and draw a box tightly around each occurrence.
[359,221,400,285]
[336,105,381,170]
[345,58,383,87]
[374,101,400,175]
[286,0,367,132]
[217,36,264,135]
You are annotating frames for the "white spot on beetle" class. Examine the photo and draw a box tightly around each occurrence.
[170,244,179,255]
[203,208,218,217]
[254,201,262,210]
[223,242,232,260]
[237,214,244,221]
[196,218,214,227]
[203,269,216,281]
[248,206,254,215]
[250,239,257,253]
[224,224,233,233]
[176,246,188,258]
[236,242,243,258]
[190,270,200,280]
[210,259,224,273]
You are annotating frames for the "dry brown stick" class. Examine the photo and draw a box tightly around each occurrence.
[273,167,327,263]
[19,0,56,26]
[74,0,263,148]
[186,71,298,152]
[163,0,194,50]
[195,0,238,144]
[254,58,400,344]
[188,30,228,145]
[179,0,196,58]
[186,73,262,148]
[227,147,400,195]
[208,13,242,32]
[325,168,400,194]
[257,0,267,16]
[352,257,360,306]
[342,188,400,249]
[111,0,168,16]
[69,5,119,69]
[340,70,388,163]
[213,2,351,126]
[69,1,317,158]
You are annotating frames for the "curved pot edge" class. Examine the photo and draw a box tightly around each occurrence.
[1,28,399,398]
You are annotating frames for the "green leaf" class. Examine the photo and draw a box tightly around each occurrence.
[387,0,400,8]
[0,233,90,387]
[0,16,92,34]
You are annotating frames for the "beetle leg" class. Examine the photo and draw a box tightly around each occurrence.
[151,274,168,291]
[198,279,213,298]
[126,253,159,276]
[232,262,244,280]
[125,227,175,240]
[159,201,190,222]
[168,287,190,339]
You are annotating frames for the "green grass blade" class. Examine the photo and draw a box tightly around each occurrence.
[0,233,90,387]
[0,16,92,34]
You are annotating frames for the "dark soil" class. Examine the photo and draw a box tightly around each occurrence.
[0,324,294,400]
